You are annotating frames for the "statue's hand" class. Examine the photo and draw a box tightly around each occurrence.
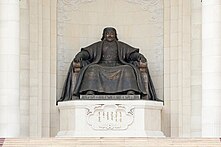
[74,56,82,63]
[139,55,147,63]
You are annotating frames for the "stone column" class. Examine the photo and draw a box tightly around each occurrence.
[202,0,221,137]
[0,0,20,137]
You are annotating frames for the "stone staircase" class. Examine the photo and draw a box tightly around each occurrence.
[0,138,5,147]
[1,138,221,147]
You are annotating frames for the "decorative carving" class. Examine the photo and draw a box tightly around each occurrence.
[126,0,163,22]
[57,0,95,35]
[127,0,161,10]
[86,104,134,130]
[58,0,95,11]
[57,0,163,35]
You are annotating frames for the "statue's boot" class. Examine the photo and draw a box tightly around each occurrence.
[127,90,135,95]
[86,90,95,95]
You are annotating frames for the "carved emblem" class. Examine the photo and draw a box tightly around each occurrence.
[86,104,134,130]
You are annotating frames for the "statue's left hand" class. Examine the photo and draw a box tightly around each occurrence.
[74,56,82,62]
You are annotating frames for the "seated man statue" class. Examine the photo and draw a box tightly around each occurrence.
[57,27,158,103]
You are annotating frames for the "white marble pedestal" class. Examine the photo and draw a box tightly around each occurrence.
[56,99,164,137]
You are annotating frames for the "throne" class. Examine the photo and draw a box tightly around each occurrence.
[72,61,151,100]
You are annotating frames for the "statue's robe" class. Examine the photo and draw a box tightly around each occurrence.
[57,41,158,104]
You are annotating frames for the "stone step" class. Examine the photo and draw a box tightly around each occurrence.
[0,138,5,147]
[1,138,221,147]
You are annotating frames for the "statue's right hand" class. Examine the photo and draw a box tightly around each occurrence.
[74,56,82,62]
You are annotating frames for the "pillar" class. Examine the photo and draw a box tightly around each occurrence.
[0,0,20,137]
[202,0,221,137]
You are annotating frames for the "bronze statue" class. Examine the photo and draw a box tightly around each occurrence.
[57,27,158,104]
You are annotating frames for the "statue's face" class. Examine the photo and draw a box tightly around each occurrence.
[105,29,116,42]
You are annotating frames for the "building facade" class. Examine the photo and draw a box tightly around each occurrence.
[0,0,220,137]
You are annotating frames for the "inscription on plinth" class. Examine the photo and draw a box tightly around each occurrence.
[86,104,134,130]
[80,95,140,100]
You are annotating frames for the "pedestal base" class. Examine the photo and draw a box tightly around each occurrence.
[57,130,164,137]
[57,98,164,137]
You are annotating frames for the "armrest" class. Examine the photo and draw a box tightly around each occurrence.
[73,61,148,73]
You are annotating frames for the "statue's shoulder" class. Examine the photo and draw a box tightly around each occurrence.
[91,41,102,46]
[117,41,126,45]
[82,41,102,50]
[117,41,138,50]
[90,41,102,47]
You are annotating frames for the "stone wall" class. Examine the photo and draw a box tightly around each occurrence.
[19,0,58,137]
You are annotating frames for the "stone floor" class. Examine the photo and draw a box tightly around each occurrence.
[1,138,221,147]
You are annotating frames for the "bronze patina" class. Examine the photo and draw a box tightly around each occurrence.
[57,27,158,103]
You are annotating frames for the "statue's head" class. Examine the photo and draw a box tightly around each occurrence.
[101,27,118,41]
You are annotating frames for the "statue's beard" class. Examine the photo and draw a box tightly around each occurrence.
[105,37,115,42]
